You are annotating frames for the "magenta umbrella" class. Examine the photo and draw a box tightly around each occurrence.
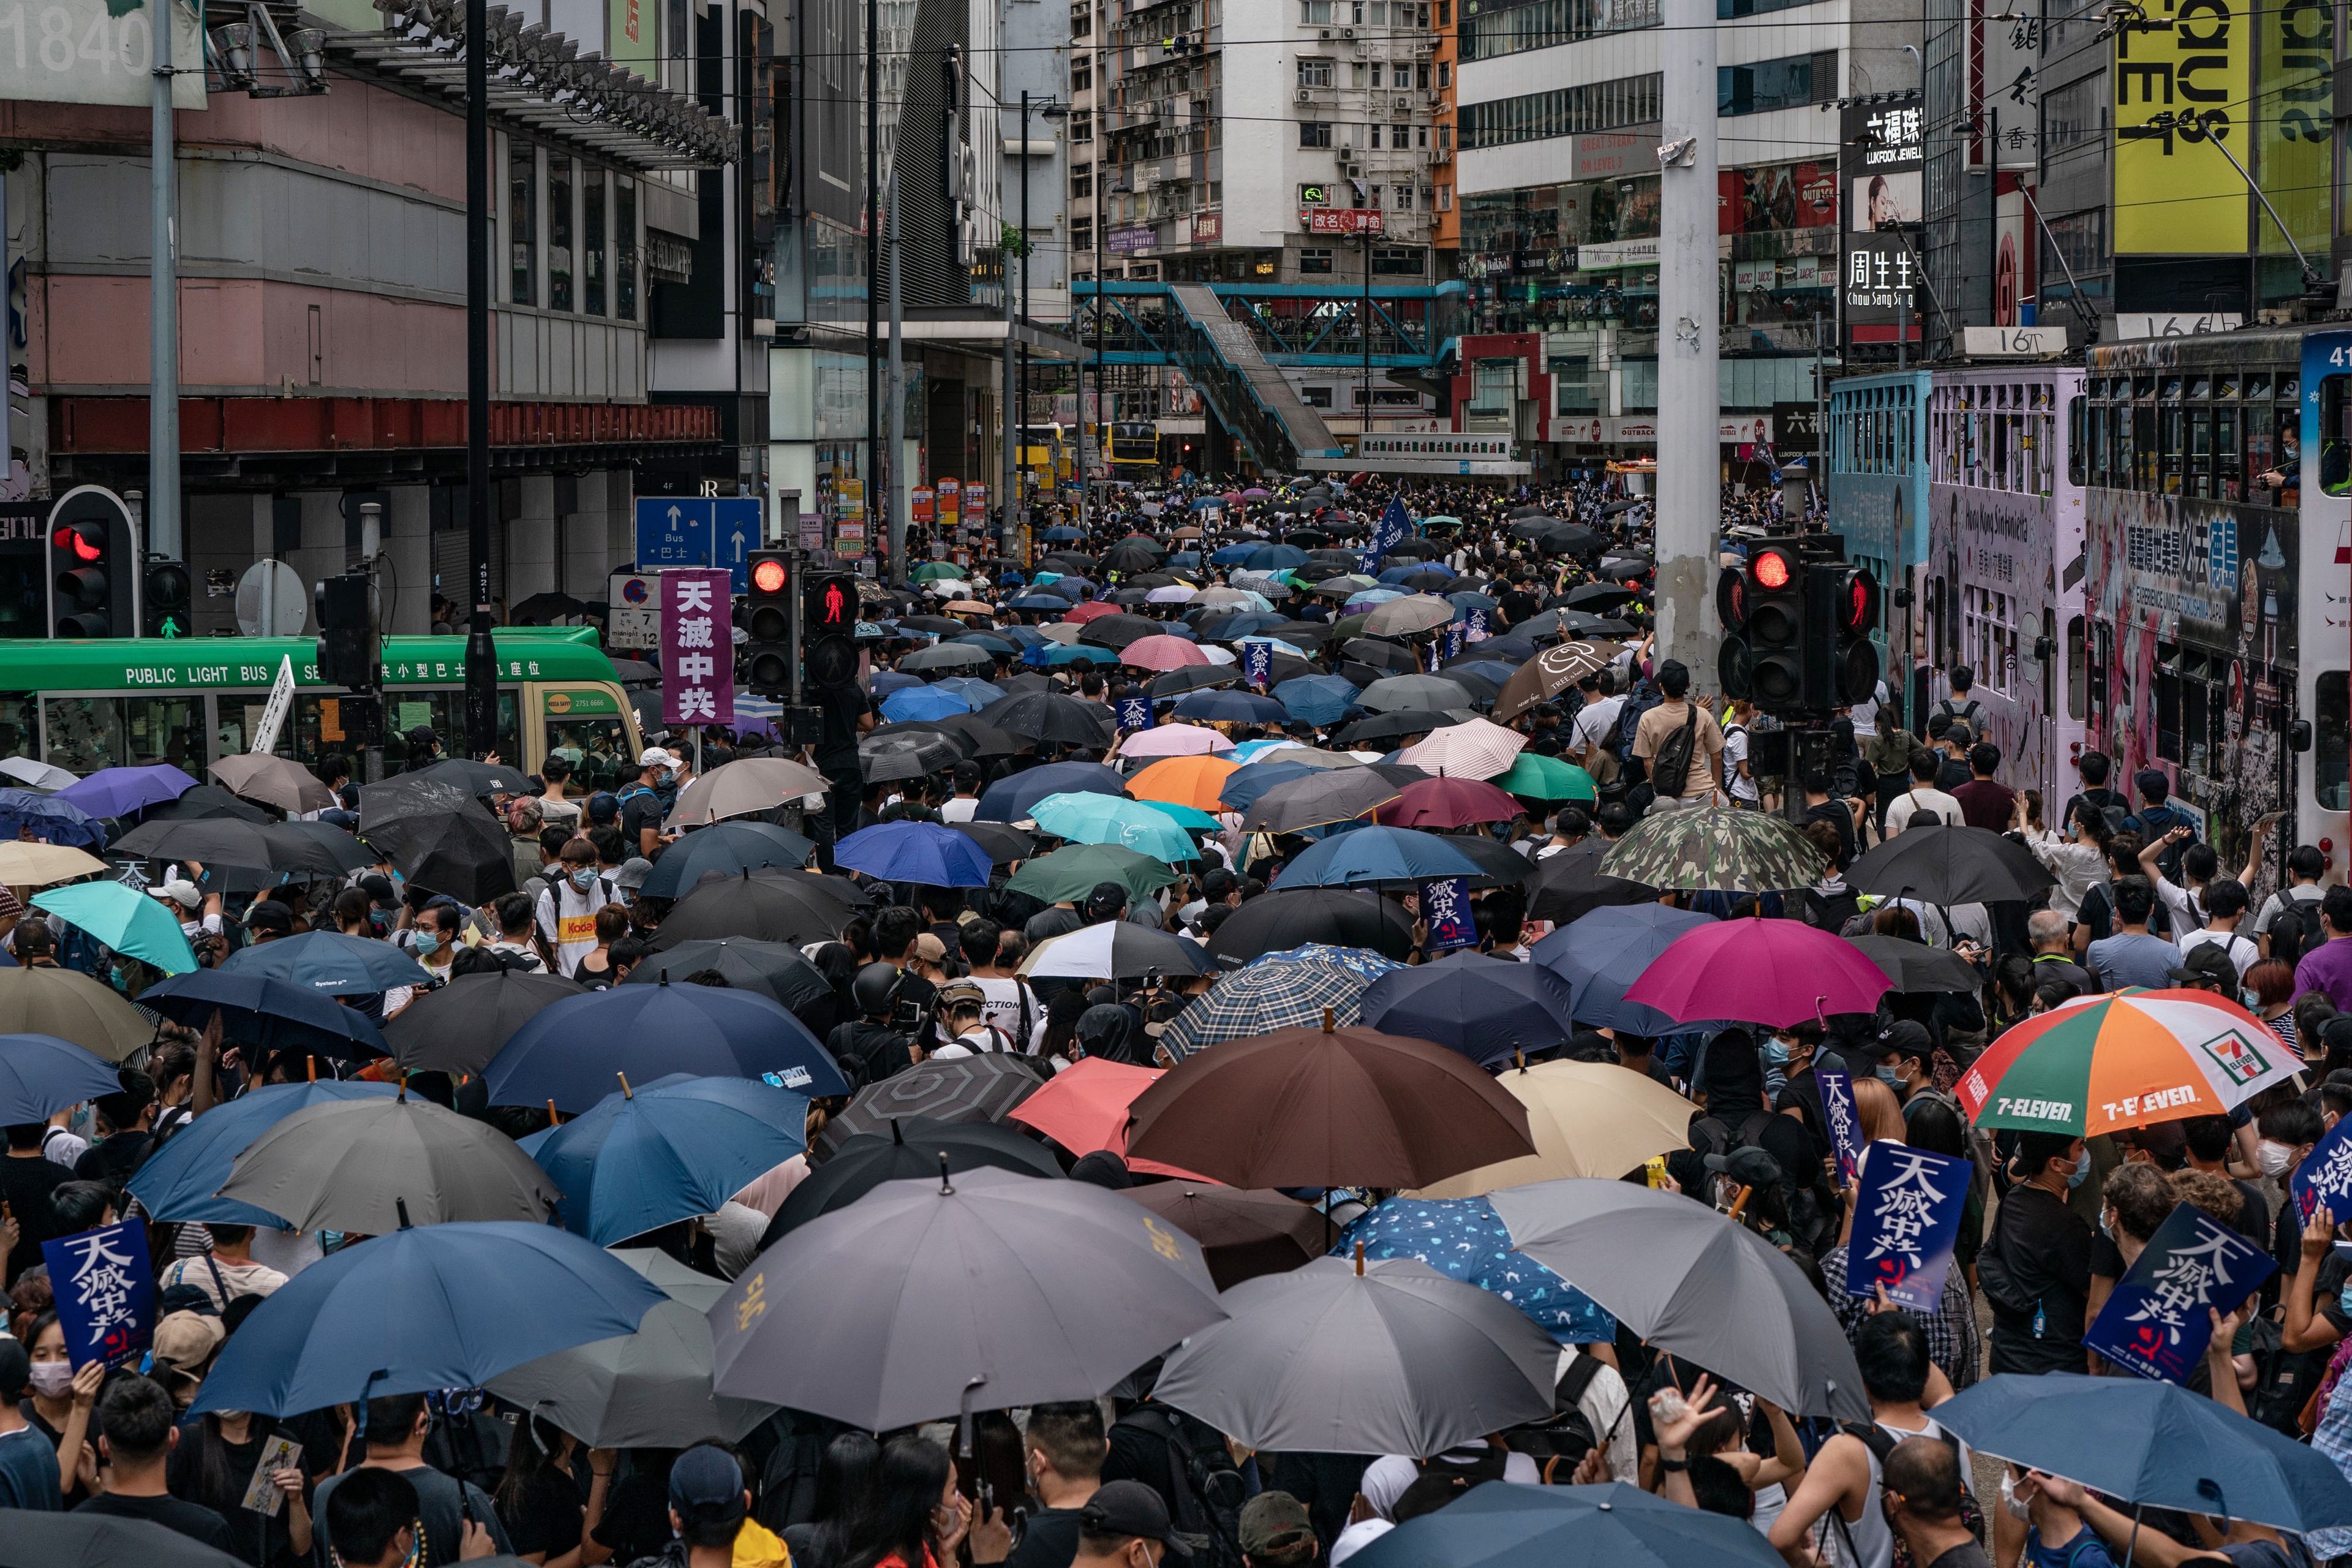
[1622,919,1891,1029]
[1123,634,1211,672]
[1376,777,1521,829]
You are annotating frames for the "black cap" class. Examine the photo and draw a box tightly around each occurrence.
[668,1446,747,1525]
[243,901,294,935]
[0,1335,26,1401]
[1080,1480,1188,1555]
[2167,943,2237,988]
[1876,1019,1934,1063]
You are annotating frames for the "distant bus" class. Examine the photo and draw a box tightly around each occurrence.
[1107,421,1162,473]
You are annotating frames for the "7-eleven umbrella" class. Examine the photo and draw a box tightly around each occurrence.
[1956,989,2304,1137]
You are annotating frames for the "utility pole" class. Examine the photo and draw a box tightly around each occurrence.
[888,172,907,580]
[864,0,879,580]
[1002,92,1026,547]
[464,0,498,757]
[149,0,181,558]
[1020,89,1032,542]
[1652,0,1717,682]
[1362,228,1373,458]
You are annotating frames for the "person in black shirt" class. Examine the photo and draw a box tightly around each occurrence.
[2056,750,2125,845]
[1006,1403,1107,1568]
[75,1375,235,1553]
[1883,1437,1994,1568]
[493,1414,611,1566]
[167,1408,312,1564]
[1983,1131,2096,1376]
[814,681,875,845]
[0,1122,74,1287]
[72,1068,156,1187]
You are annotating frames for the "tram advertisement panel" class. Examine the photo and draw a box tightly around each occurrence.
[1929,483,2057,803]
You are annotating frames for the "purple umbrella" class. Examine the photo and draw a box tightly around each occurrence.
[56,764,198,820]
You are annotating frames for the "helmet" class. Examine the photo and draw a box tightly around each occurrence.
[852,961,907,1019]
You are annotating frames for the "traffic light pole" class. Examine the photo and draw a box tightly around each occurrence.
[462,0,499,762]
[149,0,181,560]
[1653,0,1717,687]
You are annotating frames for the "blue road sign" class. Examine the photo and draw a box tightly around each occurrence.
[634,499,763,594]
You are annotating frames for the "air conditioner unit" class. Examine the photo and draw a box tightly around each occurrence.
[1414,37,1433,50]
[1295,87,1313,101]
[1340,25,1355,36]
[1318,26,1332,37]
[1391,92,1410,107]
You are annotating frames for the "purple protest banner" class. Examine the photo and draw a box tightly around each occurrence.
[662,568,736,728]
[42,1220,156,1370]
[1844,1144,1969,1313]
[1818,1067,1863,1189]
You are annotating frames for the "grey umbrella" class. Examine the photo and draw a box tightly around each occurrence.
[1362,595,1457,638]
[1488,1178,1869,1422]
[209,753,337,814]
[897,641,996,671]
[666,756,831,827]
[0,1511,247,1567]
[1359,674,1476,713]
[1150,1254,1558,1457]
[488,1249,776,1448]
[1240,769,1402,833]
[217,1091,561,1233]
[709,1165,1226,1431]
[860,730,962,782]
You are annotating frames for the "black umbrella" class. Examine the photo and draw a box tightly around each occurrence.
[1208,888,1417,968]
[412,757,535,797]
[898,614,967,635]
[1148,666,1240,698]
[1400,570,1454,592]
[1844,823,2056,905]
[1534,524,1604,557]
[1241,770,1402,833]
[860,731,961,782]
[951,821,1035,864]
[357,772,481,831]
[815,1055,1046,1155]
[113,818,357,879]
[138,783,270,824]
[366,810,518,903]
[1339,639,1422,674]
[0,1511,251,1567]
[1600,556,1653,581]
[1846,934,1982,993]
[270,821,374,873]
[933,714,1025,756]
[760,1116,1062,1247]
[1441,833,1533,889]
[1523,848,1659,925]
[982,692,1117,747]
[1336,710,1462,745]
[638,821,818,900]
[383,969,590,1074]
[510,590,592,623]
[1074,614,1163,650]
[624,937,835,1020]
[1102,541,1163,574]
[1284,529,1335,549]
[867,719,979,759]
[1507,514,1563,540]
[652,869,868,948]
[1259,620,1333,646]
[1561,582,1636,612]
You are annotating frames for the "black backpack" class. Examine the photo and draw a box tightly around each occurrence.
[1114,1406,1245,1568]
[2269,893,2326,968]
[1649,705,1702,799]
[2242,1311,2334,1438]
[1503,1352,1618,1479]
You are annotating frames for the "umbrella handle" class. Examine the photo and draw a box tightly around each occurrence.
[958,1376,989,1459]
[1724,1185,1752,1223]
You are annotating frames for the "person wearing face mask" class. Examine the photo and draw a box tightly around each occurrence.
[2001,1467,2118,1568]
[1003,1403,1107,1568]
[405,902,465,985]
[0,1337,58,1509]
[2083,1163,2179,1374]
[1978,1131,2096,1376]
[534,839,619,978]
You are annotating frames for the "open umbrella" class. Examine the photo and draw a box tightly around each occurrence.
[1396,718,1525,780]
[0,842,106,885]
[1125,1016,1536,1189]
[709,1167,1226,1431]
[975,761,1128,823]
[619,938,834,1022]
[1847,934,1982,993]
[950,821,1035,864]
[1336,710,1460,747]
[208,754,336,815]
[1117,726,1233,760]
[880,685,976,723]
[1020,920,1209,980]
[219,930,431,996]
[1126,755,1240,812]
[1844,822,2058,905]
[835,820,995,887]
[1490,1178,1869,1422]
[409,757,533,798]
[32,882,197,974]
[0,756,76,791]
[985,692,1119,747]
[0,1031,125,1124]
[1530,902,1718,1035]
[1273,826,1485,888]
[815,1057,1046,1154]
[0,968,154,1062]
[1957,990,2301,1137]
[190,1220,666,1417]
[1207,888,1417,969]
[860,729,962,782]
[1496,753,1598,804]
[139,970,389,1063]
[636,820,817,899]
[1491,642,1626,723]
[1342,1481,1788,1568]
[486,1249,778,1449]
[127,1080,399,1227]
[365,809,517,903]
[1028,793,1200,864]
[1004,1055,1207,1177]
[665,757,831,827]
[1417,1060,1695,1198]
[1005,843,1181,905]
[1121,1185,1325,1289]
[380,969,588,1074]
[1157,944,1402,1058]
[488,981,848,1113]
[1624,916,1890,1029]
[1241,769,1400,832]
[1123,635,1209,672]
[1360,952,1580,1069]
[1359,675,1473,714]
[1599,805,1827,894]
[114,818,347,877]
[219,1090,562,1232]
[1340,1195,1616,1342]
[1521,848,1659,926]
[56,764,198,821]
[764,1117,1061,1244]
[522,1072,809,1245]
[1153,1254,1558,1458]
[0,790,102,846]
[652,869,872,948]
[1377,777,1520,829]
[0,1512,251,1568]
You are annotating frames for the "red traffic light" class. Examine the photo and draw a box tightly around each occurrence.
[752,557,788,594]
[1752,549,1792,590]
[61,527,102,563]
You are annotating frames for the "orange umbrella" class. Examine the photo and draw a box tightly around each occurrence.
[1006,1057,1215,1180]
[1128,755,1240,812]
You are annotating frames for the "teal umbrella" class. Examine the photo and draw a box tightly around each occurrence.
[1132,798,1222,832]
[32,881,197,974]
[1028,793,1200,864]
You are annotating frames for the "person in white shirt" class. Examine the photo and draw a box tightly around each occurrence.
[156,1224,288,1310]
[1883,749,1966,837]
[940,760,984,823]
[2174,877,2258,981]
[2015,794,2108,924]
[146,878,225,947]
[2256,843,2327,956]
[533,840,617,978]
[962,924,1044,1051]
[1722,698,1760,806]
[927,983,1011,1058]
[1567,670,1626,771]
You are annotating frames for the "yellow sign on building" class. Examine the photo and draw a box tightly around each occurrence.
[2113,0,2250,254]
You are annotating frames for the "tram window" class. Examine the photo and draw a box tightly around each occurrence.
[2214,408,2239,501]
[2320,375,2352,496]
[2065,615,2086,722]
[2154,646,2182,765]
[2184,411,2211,499]
[2133,407,2157,489]
[1991,409,2008,480]
[0,693,33,766]
[2075,398,2095,488]
[2183,677,2210,777]
[47,696,208,777]
[2319,671,2351,813]
[2158,407,2184,496]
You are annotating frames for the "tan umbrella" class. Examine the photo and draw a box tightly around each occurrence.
[209,754,336,815]
[0,843,107,886]
[1493,641,1626,723]
[943,600,995,616]
[1412,1058,1693,1199]
[1362,594,1457,637]
[664,756,829,827]
[0,967,156,1062]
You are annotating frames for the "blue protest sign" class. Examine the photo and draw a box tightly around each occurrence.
[1818,1068,1863,1189]
[1466,608,1490,639]
[2084,1202,2275,1384]
[1419,876,1477,952]
[2293,1114,2352,1224]
[42,1220,155,1370]
[1844,1144,1969,1313]
[1242,641,1274,688]
[1115,696,1155,732]
[1363,497,1411,570]
[1444,623,1466,660]
[1421,639,1444,674]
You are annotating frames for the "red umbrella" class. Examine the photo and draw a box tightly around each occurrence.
[1063,600,1124,624]
[1121,635,1210,673]
[1376,777,1522,829]
[1622,917,1890,1029]
[1125,1016,1536,1189]
[1005,1057,1212,1180]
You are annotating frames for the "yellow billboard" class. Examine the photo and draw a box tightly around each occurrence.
[2114,0,2250,254]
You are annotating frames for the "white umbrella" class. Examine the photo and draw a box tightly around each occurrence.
[0,757,77,791]
[1363,595,1457,637]
[1199,646,1238,665]
[1400,717,1528,780]
[1146,585,1198,604]
[1021,920,1210,979]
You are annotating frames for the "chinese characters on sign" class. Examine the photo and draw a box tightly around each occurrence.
[1419,877,1478,952]
[1242,642,1275,688]
[2084,1203,2274,1382]
[661,569,736,728]
[2291,1114,2352,1224]
[1305,208,1385,235]
[42,1221,156,1370]
[1845,1145,1969,1312]
[1114,696,1155,732]
[1818,1068,1864,1188]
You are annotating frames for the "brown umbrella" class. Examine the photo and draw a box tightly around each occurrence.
[0,967,156,1062]
[1492,641,1627,723]
[208,754,336,815]
[1123,1017,1536,1190]
[1121,1184,1326,1290]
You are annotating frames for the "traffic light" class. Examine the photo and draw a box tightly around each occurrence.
[744,549,794,696]
[1808,561,1882,708]
[804,571,859,692]
[47,487,138,639]
[314,573,379,689]
[1737,540,1806,712]
[142,560,192,639]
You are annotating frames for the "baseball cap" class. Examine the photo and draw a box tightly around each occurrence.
[2135,767,2172,804]
[243,901,294,935]
[667,1445,747,1526]
[404,725,438,750]
[639,747,682,769]
[1080,1480,1189,1556]
[151,1310,225,1379]
[1876,1019,1934,1063]
[614,857,654,893]
[2167,943,2237,987]
[1704,1144,1785,1193]
[936,979,987,1011]
[148,878,202,911]
[357,873,397,905]
[1238,1492,1316,1561]
[912,933,948,965]
[1085,881,1129,920]
[587,791,622,825]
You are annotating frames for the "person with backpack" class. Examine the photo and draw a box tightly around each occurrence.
[1104,1403,1246,1568]
[1879,1438,1991,1568]
[1932,667,1988,747]
[2120,769,2197,875]
[1630,660,1725,810]
[2258,842,2328,962]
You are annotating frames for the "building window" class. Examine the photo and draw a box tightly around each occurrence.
[1072,5,1091,34]
[1415,62,1430,88]
[1301,0,1331,20]
[1436,0,1447,18]
[1351,61,1367,87]
[1434,184,1452,211]
[508,143,537,306]
[1370,61,1384,86]
[1459,72,1661,149]
[583,167,606,316]
[1392,121,1410,146]
[1392,184,1414,209]
[1302,385,1334,407]
[1460,0,1657,62]
[547,153,574,312]
[1071,109,1093,141]
[1073,217,1093,252]
[1436,61,1449,87]
[616,175,638,321]
[1368,124,1382,148]
[1373,245,1424,273]
[1420,183,1435,208]
[1072,56,1091,90]
[1300,121,1333,146]
[1718,51,1836,115]
[1300,247,1335,273]
[1298,57,1333,86]
[1072,169,1093,197]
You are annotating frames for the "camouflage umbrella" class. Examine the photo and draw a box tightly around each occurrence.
[1596,805,1827,894]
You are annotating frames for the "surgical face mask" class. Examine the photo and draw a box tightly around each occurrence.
[2000,1472,2032,1523]
[1876,1065,1902,1087]
[2067,1147,2094,1188]
[413,930,442,957]
[1762,1038,1791,1067]
[2257,1139,2297,1178]
[2243,988,2263,1010]
[26,1360,72,1398]
[570,868,597,893]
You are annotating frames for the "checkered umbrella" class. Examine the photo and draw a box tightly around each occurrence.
[1157,944,1404,1060]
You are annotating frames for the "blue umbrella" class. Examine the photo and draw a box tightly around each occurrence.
[140,970,390,1063]
[486,981,850,1113]
[0,1032,124,1124]
[1009,595,1070,611]
[881,685,976,722]
[1172,689,1287,724]
[1377,564,1428,585]
[934,676,1008,707]
[1447,590,1502,618]
[1934,1373,2352,1535]
[32,882,198,974]
[519,1072,810,1245]
[870,670,926,696]
[1275,826,1484,888]
[993,625,1052,649]
[1447,660,1521,687]
[636,820,818,900]
[950,634,1020,655]
[1189,496,1226,511]
[1343,1481,1781,1568]
[1531,903,1718,1033]
[1338,1194,1616,1343]
[1044,526,1084,541]
[1210,544,1256,566]
[1245,545,1306,571]
[188,1221,668,1417]
[127,1080,400,1227]
[1274,676,1360,727]
[0,789,104,847]
[55,764,197,820]
[1481,635,1540,662]
[1199,612,1284,639]
[1215,760,1321,814]
[219,930,432,995]
[1025,643,1121,667]
[975,760,1128,823]
[835,820,995,887]
[1168,551,1202,569]
[1050,577,1099,600]
[999,571,1029,586]
[1360,952,1582,1068]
